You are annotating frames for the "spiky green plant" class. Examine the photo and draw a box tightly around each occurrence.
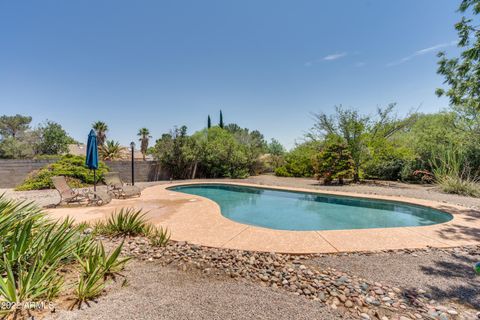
[146,225,171,247]
[76,241,129,279]
[75,265,105,302]
[94,208,148,236]
[74,241,128,304]
[98,241,130,277]
[100,140,126,161]
[0,196,131,314]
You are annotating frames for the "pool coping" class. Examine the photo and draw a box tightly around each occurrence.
[47,181,480,254]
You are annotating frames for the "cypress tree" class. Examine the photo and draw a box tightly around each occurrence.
[207,115,211,129]
[219,110,224,128]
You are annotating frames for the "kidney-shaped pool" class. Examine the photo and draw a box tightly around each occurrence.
[168,184,453,231]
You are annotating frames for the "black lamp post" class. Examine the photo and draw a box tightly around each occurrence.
[130,141,135,186]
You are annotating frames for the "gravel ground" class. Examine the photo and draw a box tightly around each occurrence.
[309,247,480,309]
[47,261,351,320]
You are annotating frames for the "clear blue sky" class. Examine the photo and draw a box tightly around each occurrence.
[0,0,461,149]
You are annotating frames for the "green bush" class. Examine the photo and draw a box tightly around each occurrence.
[275,141,320,177]
[364,158,405,181]
[314,138,354,184]
[15,154,109,191]
[399,158,430,183]
[153,125,258,179]
[193,127,251,179]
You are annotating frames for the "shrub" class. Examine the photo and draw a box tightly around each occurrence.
[364,158,405,181]
[398,158,428,183]
[193,127,251,179]
[275,141,320,177]
[435,175,480,197]
[94,208,149,237]
[15,154,109,191]
[314,138,354,184]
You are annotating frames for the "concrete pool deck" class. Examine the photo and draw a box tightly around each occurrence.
[47,182,480,254]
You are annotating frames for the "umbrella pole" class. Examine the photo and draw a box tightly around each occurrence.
[94,169,96,193]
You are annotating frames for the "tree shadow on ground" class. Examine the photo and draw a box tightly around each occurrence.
[435,206,480,242]
[427,208,480,308]
[420,252,480,308]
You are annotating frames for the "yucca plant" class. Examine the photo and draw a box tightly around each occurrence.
[75,234,97,259]
[35,218,83,265]
[146,225,171,247]
[76,241,129,279]
[74,241,128,304]
[0,196,132,315]
[75,265,105,302]
[98,241,130,277]
[0,197,43,237]
[0,196,133,314]
[96,208,149,236]
[0,255,63,304]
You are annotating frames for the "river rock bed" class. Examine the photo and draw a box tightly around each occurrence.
[101,236,479,320]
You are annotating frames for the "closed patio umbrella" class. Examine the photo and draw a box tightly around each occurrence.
[86,129,99,192]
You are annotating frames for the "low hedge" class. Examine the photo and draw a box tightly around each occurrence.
[15,154,109,191]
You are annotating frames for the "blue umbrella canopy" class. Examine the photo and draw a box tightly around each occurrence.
[85,129,99,170]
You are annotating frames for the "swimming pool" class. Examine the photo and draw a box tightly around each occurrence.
[169,184,453,231]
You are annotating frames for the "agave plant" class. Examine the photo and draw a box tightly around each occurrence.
[95,208,148,237]
[100,140,126,161]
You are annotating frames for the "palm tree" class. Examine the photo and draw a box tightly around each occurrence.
[100,140,125,160]
[137,128,151,161]
[92,121,108,146]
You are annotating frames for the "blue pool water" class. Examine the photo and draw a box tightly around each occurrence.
[169,184,453,231]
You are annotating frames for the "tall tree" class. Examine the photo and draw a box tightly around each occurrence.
[92,121,108,146]
[268,138,286,156]
[219,110,224,128]
[311,106,368,182]
[36,121,73,155]
[311,104,412,182]
[436,0,480,111]
[153,126,194,179]
[314,136,355,185]
[137,127,152,161]
[0,114,32,138]
[207,115,211,129]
